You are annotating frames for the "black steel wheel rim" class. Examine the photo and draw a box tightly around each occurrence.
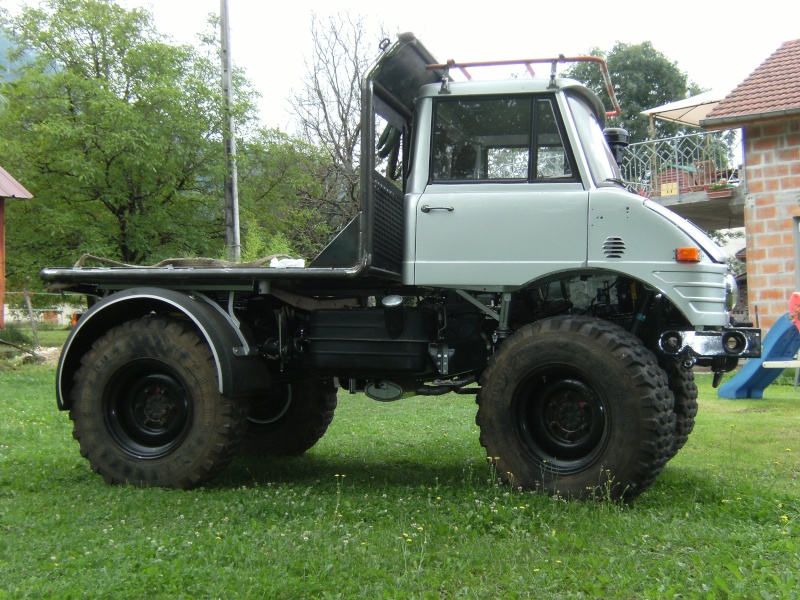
[103,359,192,459]
[513,366,608,473]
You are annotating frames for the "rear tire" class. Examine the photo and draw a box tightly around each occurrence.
[242,378,337,456]
[70,317,247,489]
[476,316,675,501]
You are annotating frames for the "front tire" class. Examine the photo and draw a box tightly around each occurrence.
[70,317,247,488]
[476,316,675,501]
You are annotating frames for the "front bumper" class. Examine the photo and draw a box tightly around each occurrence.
[658,327,761,372]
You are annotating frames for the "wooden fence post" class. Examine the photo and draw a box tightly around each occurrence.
[23,287,39,349]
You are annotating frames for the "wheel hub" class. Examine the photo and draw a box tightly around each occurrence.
[138,386,174,429]
[546,392,591,441]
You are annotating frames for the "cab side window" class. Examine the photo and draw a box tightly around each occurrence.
[430,95,574,183]
[431,98,531,181]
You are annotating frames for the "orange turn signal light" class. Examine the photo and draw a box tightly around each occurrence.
[676,247,701,263]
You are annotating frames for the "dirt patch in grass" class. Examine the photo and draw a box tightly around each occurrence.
[36,346,63,365]
[0,345,62,369]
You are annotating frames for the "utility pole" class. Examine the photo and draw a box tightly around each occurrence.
[220,0,240,262]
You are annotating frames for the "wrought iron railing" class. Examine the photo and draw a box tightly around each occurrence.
[621,130,743,198]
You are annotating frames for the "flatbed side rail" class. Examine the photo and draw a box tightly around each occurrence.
[40,262,370,291]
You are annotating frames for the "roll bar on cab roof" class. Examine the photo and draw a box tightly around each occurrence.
[426,55,621,118]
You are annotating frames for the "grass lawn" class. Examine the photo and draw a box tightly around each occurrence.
[30,328,72,349]
[0,325,71,354]
[1,363,798,598]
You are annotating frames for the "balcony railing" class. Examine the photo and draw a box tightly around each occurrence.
[621,130,743,199]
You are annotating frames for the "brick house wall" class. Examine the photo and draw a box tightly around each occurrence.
[701,39,800,332]
[742,118,800,330]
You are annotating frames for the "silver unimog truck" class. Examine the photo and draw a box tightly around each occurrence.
[41,34,760,500]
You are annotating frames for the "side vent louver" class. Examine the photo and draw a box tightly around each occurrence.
[603,237,626,259]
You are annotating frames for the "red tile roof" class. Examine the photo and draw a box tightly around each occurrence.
[0,164,33,199]
[702,39,800,129]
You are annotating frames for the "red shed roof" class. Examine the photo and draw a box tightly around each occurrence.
[0,164,33,199]
[702,39,800,129]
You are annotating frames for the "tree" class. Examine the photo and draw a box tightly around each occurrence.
[0,0,257,287]
[289,14,388,233]
[565,41,697,143]
[237,128,334,260]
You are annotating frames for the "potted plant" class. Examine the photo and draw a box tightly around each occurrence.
[706,180,735,199]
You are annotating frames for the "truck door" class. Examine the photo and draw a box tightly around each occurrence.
[413,95,588,289]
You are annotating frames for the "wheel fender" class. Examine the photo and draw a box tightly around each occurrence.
[56,287,270,410]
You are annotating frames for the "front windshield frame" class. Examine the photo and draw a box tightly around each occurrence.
[566,92,622,187]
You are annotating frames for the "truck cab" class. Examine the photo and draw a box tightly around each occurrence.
[350,33,755,362]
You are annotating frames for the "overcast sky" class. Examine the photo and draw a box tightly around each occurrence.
[5,0,797,132]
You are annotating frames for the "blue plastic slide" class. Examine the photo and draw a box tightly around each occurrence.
[718,313,800,399]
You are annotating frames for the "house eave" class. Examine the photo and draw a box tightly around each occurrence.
[701,107,800,131]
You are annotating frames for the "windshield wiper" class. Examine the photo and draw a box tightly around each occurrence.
[604,177,627,187]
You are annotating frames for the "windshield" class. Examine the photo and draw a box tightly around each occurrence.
[566,92,622,186]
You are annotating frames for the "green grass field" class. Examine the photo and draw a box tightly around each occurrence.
[0,325,71,355]
[1,362,798,598]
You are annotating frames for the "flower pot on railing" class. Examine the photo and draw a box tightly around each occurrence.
[706,181,735,199]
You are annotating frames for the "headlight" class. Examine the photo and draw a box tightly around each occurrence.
[725,274,738,311]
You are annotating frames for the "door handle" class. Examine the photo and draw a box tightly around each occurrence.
[420,205,455,213]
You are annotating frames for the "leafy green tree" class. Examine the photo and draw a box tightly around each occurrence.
[237,128,334,260]
[0,0,257,287]
[565,41,697,142]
